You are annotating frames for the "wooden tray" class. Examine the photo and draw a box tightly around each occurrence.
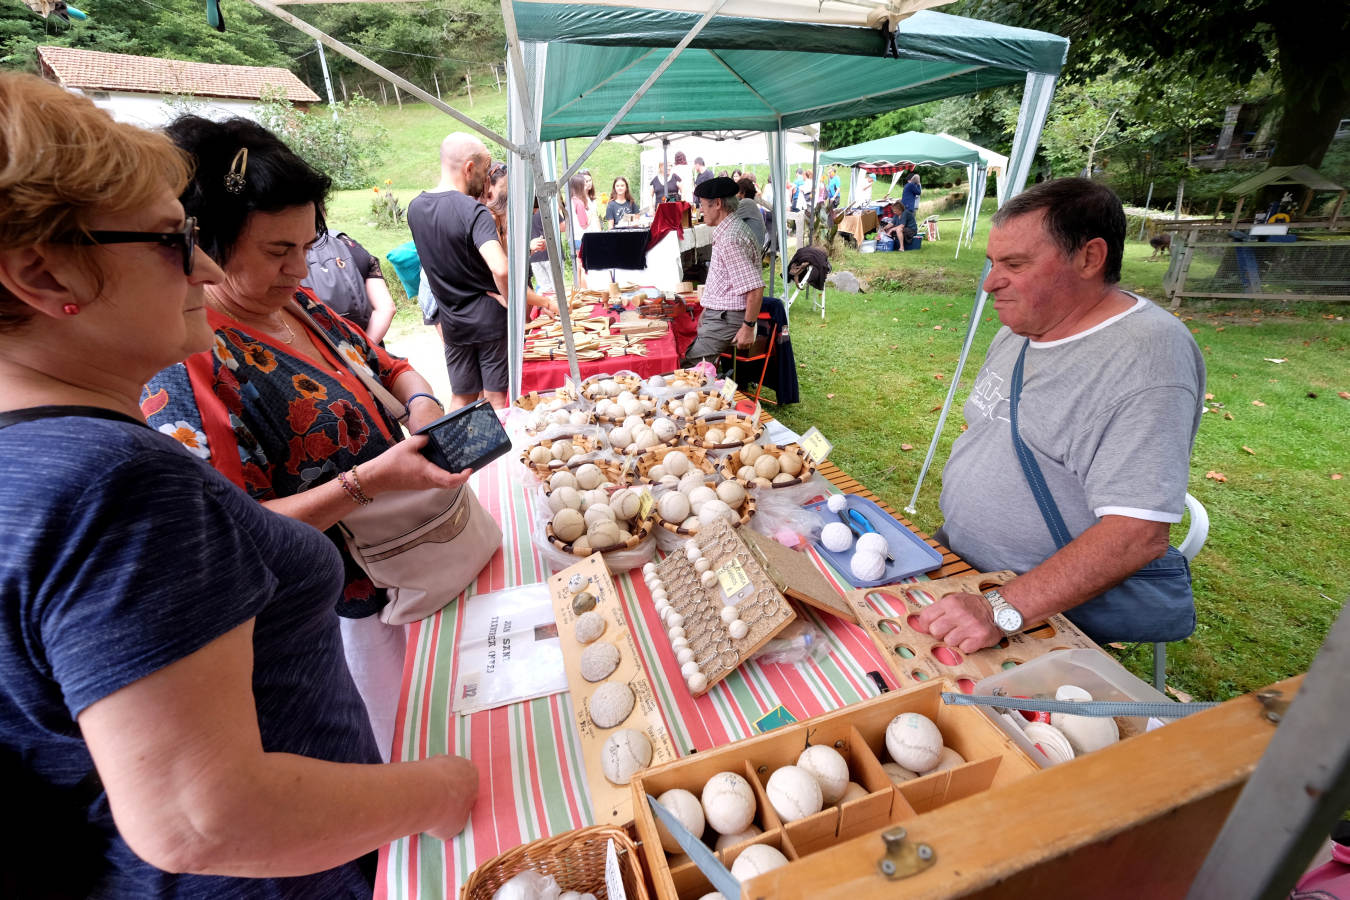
[649,517,796,698]
[630,679,1040,900]
[549,553,679,825]
[843,571,1102,693]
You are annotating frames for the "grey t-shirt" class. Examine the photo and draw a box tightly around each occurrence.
[938,295,1205,575]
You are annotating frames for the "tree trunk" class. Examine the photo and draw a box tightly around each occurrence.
[1268,17,1350,172]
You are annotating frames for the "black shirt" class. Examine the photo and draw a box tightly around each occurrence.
[605,199,639,227]
[408,190,504,343]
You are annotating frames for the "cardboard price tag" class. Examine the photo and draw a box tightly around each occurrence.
[637,489,654,521]
[720,377,738,403]
[563,376,579,399]
[799,426,833,465]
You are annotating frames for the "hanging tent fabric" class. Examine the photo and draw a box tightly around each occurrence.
[820,130,987,256]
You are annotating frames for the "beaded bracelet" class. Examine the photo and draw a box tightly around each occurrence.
[348,465,373,504]
[337,468,372,506]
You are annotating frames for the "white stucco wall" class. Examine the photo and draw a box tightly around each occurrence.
[81,91,261,128]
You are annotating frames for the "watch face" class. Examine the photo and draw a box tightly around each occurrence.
[994,606,1023,633]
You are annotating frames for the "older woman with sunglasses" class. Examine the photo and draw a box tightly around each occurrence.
[143,116,475,761]
[0,72,476,898]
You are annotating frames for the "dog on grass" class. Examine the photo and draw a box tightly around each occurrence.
[1148,232,1172,260]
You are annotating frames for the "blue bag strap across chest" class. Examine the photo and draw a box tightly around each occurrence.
[1009,338,1074,550]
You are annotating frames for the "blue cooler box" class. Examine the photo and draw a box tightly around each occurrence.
[875,234,898,252]
[904,235,924,251]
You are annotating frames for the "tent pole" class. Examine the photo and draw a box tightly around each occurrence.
[907,72,1057,516]
[244,0,521,156]
[556,0,731,189]
[500,19,583,387]
[774,120,790,296]
[560,141,584,297]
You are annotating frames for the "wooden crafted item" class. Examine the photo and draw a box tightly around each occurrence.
[549,553,679,825]
[740,528,858,624]
[650,517,796,697]
[843,571,1101,692]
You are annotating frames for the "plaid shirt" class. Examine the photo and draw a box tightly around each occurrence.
[701,214,764,311]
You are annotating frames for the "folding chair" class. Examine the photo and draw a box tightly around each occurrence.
[1152,492,1210,691]
[925,215,940,241]
[719,311,778,407]
[786,264,826,319]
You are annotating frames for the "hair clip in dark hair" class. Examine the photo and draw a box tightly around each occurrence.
[224,148,249,194]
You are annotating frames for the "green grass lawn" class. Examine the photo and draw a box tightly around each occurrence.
[322,100,1347,700]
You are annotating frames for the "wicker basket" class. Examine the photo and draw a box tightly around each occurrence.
[659,368,709,391]
[582,371,643,401]
[719,442,817,488]
[658,495,756,535]
[520,434,603,477]
[546,510,654,557]
[655,389,732,421]
[462,825,649,900]
[634,444,715,484]
[513,387,579,412]
[681,413,764,451]
[594,393,661,425]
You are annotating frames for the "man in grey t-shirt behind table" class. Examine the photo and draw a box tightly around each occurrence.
[408,132,510,410]
[916,178,1205,651]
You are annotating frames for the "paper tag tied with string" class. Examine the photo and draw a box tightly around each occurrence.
[637,488,654,521]
[720,377,737,404]
[717,559,753,603]
[799,426,833,465]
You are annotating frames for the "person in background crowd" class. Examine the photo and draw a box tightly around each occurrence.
[0,72,477,898]
[801,170,815,208]
[858,170,875,205]
[650,161,681,204]
[580,170,602,237]
[827,166,842,204]
[672,151,692,202]
[693,157,712,188]
[148,115,473,761]
[902,172,923,214]
[732,168,743,182]
[303,231,396,344]
[408,132,511,410]
[566,172,593,290]
[682,177,764,367]
[483,174,557,316]
[790,168,805,211]
[734,177,767,250]
[606,176,639,227]
[917,178,1205,650]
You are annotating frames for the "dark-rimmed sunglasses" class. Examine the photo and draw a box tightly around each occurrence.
[58,217,199,275]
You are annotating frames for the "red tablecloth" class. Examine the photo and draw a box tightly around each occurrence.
[520,300,701,394]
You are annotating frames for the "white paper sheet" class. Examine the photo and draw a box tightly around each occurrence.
[451,583,568,716]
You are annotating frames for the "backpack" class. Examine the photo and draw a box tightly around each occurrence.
[302,233,372,331]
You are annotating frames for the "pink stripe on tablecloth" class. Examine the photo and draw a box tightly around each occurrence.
[547,696,587,825]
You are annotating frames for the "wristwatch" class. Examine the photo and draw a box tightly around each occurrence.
[983,588,1024,635]
[742,318,756,327]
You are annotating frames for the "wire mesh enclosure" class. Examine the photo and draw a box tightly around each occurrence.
[1165,230,1350,306]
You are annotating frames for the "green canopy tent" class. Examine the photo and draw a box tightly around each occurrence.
[820,130,991,257]
[248,0,1066,516]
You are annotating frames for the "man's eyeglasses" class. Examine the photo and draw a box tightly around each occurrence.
[488,161,507,179]
[58,217,199,275]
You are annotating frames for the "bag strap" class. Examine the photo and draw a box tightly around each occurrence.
[1009,339,1073,550]
[289,300,408,423]
[0,405,146,430]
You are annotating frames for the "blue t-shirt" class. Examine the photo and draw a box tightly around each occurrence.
[0,409,379,898]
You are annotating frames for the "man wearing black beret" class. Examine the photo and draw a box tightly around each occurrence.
[682,176,764,366]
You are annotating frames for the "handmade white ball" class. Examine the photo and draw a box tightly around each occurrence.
[589,682,635,729]
[796,745,850,805]
[705,427,726,445]
[663,449,691,476]
[574,463,604,490]
[549,470,578,491]
[701,771,757,835]
[839,782,869,804]
[881,762,918,784]
[765,765,823,823]
[599,728,652,786]
[826,494,848,513]
[713,824,763,851]
[753,455,780,480]
[658,492,691,523]
[820,522,854,553]
[716,480,747,506]
[738,443,763,465]
[652,418,678,441]
[655,788,705,853]
[688,485,718,511]
[850,549,886,582]
[730,844,789,882]
[698,499,738,526]
[856,532,889,557]
[552,508,586,543]
[886,712,943,774]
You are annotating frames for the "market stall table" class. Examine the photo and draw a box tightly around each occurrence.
[374,429,972,899]
[519,301,701,393]
[837,208,879,248]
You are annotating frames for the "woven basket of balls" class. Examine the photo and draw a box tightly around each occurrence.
[605,418,681,456]
[657,389,732,421]
[513,386,578,412]
[519,433,603,477]
[581,371,643,401]
[593,392,660,425]
[634,444,716,484]
[681,413,764,451]
[654,486,756,536]
[719,442,816,489]
[544,485,655,558]
[660,368,709,391]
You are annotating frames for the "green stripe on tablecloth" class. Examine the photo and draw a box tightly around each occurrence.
[453,711,473,891]
[554,690,596,825]
[527,697,573,830]
[511,702,542,842]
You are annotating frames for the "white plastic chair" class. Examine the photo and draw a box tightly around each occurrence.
[787,264,826,319]
[1154,492,1209,691]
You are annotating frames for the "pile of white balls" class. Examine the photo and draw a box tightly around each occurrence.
[592,387,657,423]
[730,444,804,488]
[526,436,590,471]
[663,391,727,420]
[818,497,891,583]
[548,474,646,555]
[654,472,744,534]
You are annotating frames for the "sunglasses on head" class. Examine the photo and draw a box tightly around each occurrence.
[58,217,200,276]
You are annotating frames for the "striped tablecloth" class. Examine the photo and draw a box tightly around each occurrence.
[375,457,971,899]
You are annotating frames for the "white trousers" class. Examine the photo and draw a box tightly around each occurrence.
[339,615,407,762]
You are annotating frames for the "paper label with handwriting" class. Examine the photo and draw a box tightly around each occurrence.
[717,559,752,602]
[604,838,628,900]
[563,376,579,398]
[799,426,833,465]
[720,377,737,403]
[637,489,654,520]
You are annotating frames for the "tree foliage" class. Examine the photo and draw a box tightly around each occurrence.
[256,89,389,190]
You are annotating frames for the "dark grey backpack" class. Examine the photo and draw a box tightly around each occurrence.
[303,232,372,331]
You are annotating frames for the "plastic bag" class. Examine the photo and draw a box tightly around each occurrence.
[490,870,561,900]
[746,486,826,550]
[530,483,657,575]
[752,619,831,666]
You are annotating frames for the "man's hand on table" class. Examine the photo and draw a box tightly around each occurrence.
[915,592,1002,654]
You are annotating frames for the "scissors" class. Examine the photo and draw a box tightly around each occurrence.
[838,507,894,563]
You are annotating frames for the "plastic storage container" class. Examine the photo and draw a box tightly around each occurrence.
[971,649,1174,767]
[859,239,877,253]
